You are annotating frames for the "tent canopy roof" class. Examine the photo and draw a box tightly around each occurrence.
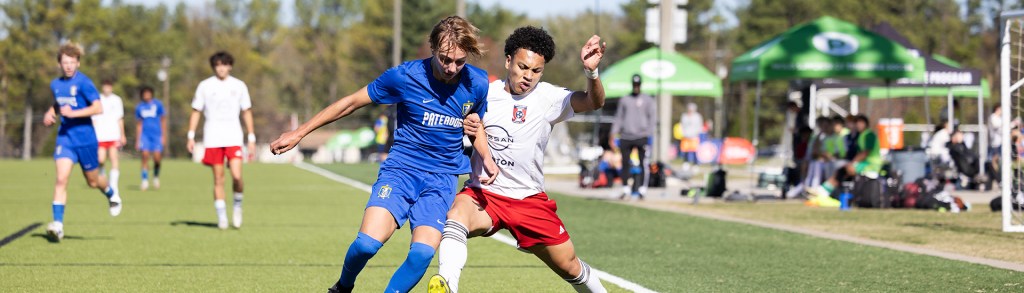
[602,47,722,98]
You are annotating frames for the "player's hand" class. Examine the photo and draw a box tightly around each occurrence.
[59,105,75,118]
[247,142,257,161]
[186,139,194,154]
[161,136,167,147]
[463,113,481,136]
[480,158,500,185]
[43,112,56,126]
[136,139,142,151]
[270,130,303,155]
[580,35,606,72]
[120,135,127,148]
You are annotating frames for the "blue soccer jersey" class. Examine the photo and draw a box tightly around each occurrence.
[367,58,489,175]
[135,99,165,138]
[51,72,100,147]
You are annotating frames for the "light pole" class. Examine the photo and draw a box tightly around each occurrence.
[158,56,171,156]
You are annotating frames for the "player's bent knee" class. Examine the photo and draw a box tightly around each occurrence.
[405,242,436,270]
[350,232,384,257]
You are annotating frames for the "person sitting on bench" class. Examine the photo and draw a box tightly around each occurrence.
[808,114,883,199]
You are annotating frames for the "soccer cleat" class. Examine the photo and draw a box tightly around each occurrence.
[217,215,229,230]
[108,192,122,217]
[232,206,242,229]
[46,221,64,242]
[427,274,451,293]
[153,178,160,189]
[140,179,149,191]
[327,282,353,293]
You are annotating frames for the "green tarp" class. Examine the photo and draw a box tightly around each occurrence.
[602,47,722,98]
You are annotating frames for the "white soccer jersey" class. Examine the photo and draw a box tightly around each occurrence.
[191,75,252,148]
[468,80,574,199]
[92,93,124,142]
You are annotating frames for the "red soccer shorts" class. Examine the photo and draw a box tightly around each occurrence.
[457,187,570,248]
[202,146,243,166]
[98,141,119,149]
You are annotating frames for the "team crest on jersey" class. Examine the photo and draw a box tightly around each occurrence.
[462,102,474,116]
[512,105,527,124]
[70,86,77,96]
[378,184,392,199]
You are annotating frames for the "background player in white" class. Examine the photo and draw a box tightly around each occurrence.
[429,26,607,293]
[93,79,126,189]
[44,42,122,241]
[186,51,256,230]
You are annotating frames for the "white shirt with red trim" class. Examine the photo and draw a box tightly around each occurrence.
[468,80,574,200]
[92,93,124,142]
[191,75,252,148]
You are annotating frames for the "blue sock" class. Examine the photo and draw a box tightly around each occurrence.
[103,186,115,198]
[52,202,65,223]
[337,232,383,288]
[384,242,435,292]
[142,170,149,180]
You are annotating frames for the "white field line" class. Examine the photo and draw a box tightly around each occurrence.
[294,162,658,293]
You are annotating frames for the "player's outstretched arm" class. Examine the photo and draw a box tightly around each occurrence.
[186,110,202,153]
[270,87,374,155]
[570,35,607,113]
[465,113,499,185]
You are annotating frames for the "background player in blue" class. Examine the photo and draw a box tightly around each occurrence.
[270,16,499,293]
[135,86,166,191]
[42,42,122,242]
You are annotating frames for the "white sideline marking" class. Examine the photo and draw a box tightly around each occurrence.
[294,162,658,293]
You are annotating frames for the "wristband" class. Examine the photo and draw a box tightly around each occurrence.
[187,131,195,140]
[584,67,599,80]
[248,133,256,143]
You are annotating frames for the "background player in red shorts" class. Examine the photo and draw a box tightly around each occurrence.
[186,51,256,230]
[92,79,126,189]
[429,26,607,293]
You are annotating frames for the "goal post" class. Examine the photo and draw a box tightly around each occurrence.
[999,11,1024,232]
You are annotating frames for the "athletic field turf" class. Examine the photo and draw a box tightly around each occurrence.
[1,159,1022,292]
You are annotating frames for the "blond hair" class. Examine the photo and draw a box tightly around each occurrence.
[57,42,84,62]
[429,16,483,57]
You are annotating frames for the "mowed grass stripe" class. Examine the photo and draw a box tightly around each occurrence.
[319,162,1024,292]
[0,160,626,292]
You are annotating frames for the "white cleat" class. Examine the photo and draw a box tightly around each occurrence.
[46,221,64,242]
[217,216,229,230]
[140,179,149,191]
[108,193,123,217]
[232,207,243,229]
[153,178,160,190]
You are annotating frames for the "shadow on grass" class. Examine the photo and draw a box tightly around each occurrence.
[30,233,113,243]
[170,220,220,229]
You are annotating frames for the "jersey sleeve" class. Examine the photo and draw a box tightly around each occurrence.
[545,86,575,124]
[191,83,205,111]
[157,101,166,117]
[81,80,100,105]
[367,67,404,105]
[239,81,252,110]
[135,105,143,119]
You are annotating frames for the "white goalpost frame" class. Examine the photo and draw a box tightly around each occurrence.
[1000,11,1024,232]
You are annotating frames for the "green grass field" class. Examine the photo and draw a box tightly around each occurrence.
[1,160,1022,292]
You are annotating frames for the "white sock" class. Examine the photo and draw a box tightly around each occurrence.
[565,259,606,293]
[214,199,227,221]
[110,169,120,188]
[438,220,469,293]
[233,192,243,209]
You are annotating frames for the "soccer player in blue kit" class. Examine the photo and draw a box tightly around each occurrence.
[42,42,122,242]
[270,16,499,293]
[135,86,166,191]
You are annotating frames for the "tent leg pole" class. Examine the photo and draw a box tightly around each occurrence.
[751,80,763,196]
[979,87,986,177]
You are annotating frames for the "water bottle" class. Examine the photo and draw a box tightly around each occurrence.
[839,182,854,211]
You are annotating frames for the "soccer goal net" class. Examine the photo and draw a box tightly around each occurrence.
[999,11,1024,232]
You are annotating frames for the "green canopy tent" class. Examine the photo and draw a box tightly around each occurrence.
[729,15,925,149]
[600,47,722,160]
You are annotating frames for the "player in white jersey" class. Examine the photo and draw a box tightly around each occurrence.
[186,51,256,230]
[92,79,126,189]
[429,26,607,293]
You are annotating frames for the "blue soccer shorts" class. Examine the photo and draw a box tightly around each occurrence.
[139,134,163,152]
[54,144,100,172]
[367,167,458,233]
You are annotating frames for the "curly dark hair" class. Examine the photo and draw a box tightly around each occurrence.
[504,26,555,63]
